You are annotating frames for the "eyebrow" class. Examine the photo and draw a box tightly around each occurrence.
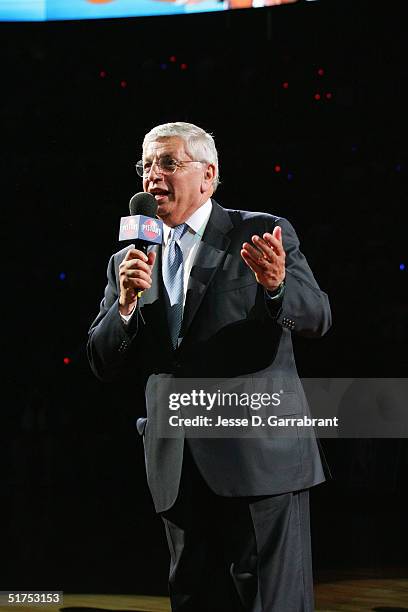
[143,153,175,162]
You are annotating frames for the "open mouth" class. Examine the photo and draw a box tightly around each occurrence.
[150,189,170,201]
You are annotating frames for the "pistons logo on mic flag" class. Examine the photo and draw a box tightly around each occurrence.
[119,216,138,240]
[142,218,161,240]
[119,214,163,244]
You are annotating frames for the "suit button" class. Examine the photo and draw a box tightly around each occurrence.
[173,361,181,370]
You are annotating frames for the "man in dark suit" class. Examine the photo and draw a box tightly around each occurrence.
[87,122,331,611]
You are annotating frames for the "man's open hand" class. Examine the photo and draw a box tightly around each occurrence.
[241,226,286,291]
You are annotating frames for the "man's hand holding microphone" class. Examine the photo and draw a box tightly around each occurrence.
[118,192,163,316]
[119,248,156,315]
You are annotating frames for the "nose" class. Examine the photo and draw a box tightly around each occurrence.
[146,160,163,181]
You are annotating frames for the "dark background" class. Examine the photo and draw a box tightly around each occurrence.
[1,0,407,595]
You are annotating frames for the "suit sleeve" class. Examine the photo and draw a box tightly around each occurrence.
[265,217,332,338]
[87,252,141,381]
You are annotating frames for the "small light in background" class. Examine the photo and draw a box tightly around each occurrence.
[63,357,71,365]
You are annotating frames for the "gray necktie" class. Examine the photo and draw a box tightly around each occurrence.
[163,223,187,348]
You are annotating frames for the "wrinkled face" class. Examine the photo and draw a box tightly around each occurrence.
[143,136,214,227]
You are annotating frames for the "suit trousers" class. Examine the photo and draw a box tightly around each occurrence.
[161,444,315,612]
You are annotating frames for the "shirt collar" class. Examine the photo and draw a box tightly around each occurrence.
[162,198,212,245]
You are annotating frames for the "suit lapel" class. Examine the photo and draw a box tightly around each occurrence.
[180,201,232,343]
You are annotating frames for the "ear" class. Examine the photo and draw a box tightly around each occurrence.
[201,163,216,193]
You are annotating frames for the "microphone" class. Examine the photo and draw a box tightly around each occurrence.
[129,191,157,217]
[118,192,164,301]
[118,192,164,254]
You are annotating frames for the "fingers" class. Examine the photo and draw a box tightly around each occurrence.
[241,247,285,290]
[241,227,286,291]
[121,249,154,274]
[246,238,276,266]
[241,244,270,271]
[122,248,156,269]
[121,267,152,290]
[240,248,264,275]
[147,250,156,268]
[263,228,284,257]
[125,269,152,288]
[123,248,148,264]
[272,225,282,242]
[242,237,280,270]
[120,248,154,295]
[123,257,152,275]
[241,227,285,267]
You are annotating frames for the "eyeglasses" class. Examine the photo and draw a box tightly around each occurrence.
[135,156,206,178]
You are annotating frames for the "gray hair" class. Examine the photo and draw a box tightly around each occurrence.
[142,122,220,190]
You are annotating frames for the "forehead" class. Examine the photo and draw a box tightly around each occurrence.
[143,136,188,160]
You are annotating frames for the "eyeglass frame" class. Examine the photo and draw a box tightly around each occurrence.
[135,157,207,178]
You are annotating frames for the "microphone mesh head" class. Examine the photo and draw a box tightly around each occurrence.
[129,192,158,217]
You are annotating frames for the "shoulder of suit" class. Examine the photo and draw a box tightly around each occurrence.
[221,206,285,227]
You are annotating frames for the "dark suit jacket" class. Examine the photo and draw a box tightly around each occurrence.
[87,200,332,513]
